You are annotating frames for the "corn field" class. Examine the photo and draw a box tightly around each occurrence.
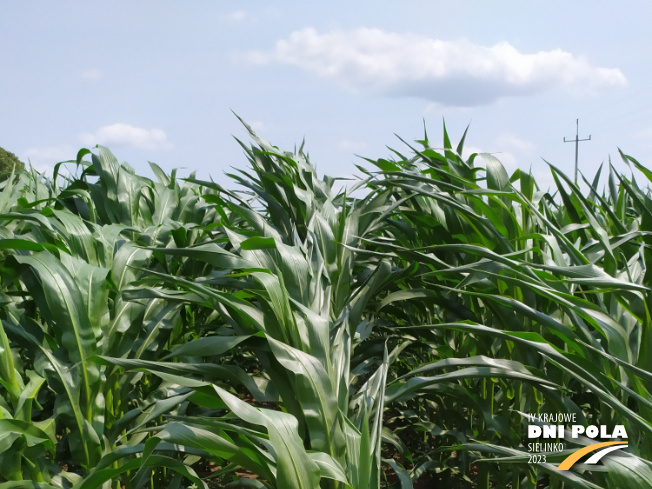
[0,121,651,488]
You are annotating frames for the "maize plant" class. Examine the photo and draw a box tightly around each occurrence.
[0,121,650,488]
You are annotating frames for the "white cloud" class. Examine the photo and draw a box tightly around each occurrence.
[249,120,266,132]
[494,133,535,153]
[463,134,536,174]
[23,145,77,176]
[634,127,652,144]
[81,69,101,80]
[337,139,367,152]
[225,10,247,23]
[79,123,172,150]
[462,145,518,173]
[533,169,558,193]
[245,28,627,106]
[487,151,519,173]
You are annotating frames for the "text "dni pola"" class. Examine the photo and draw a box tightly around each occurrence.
[526,413,627,439]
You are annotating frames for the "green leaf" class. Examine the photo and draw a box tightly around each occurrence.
[241,236,277,250]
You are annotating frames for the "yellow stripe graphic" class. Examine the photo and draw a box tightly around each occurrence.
[557,441,628,471]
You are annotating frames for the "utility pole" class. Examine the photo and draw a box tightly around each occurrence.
[564,119,591,184]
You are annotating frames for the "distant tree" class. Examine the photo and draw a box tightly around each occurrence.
[0,146,25,180]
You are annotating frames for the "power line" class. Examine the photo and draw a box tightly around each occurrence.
[564,119,591,184]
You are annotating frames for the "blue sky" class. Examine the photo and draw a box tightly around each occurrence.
[3,1,652,189]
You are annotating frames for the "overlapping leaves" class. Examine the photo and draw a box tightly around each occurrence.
[0,122,650,489]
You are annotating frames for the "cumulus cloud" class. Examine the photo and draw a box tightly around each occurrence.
[461,133,537,174]
[81,69,101,80]
[338,139,367,152]
[494,133,536,153]
[23,145,77,176]
[461,145,514,173]
[249,120,266,132]
[245,28,627,106]
[225,10,247,22]
[79,123,172,150]
[634,127,652,143]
